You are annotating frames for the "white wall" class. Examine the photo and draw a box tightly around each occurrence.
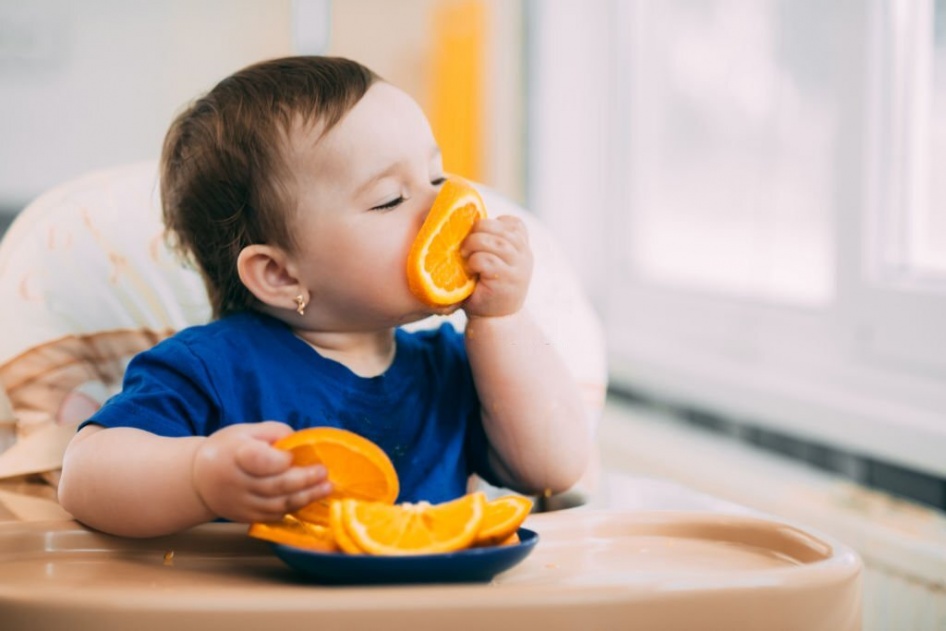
[0,0,524,213]
[0,0,295,211]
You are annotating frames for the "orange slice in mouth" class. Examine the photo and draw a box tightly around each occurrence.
[406,177,487,306]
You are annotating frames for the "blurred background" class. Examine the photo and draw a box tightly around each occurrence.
[0,0,527,218]
[4,0,944,466]
[0,0,946,484]
[2,1,946,623]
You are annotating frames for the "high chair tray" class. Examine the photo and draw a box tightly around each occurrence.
[0,510,861,631]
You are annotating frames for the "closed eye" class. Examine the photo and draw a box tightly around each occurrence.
[431,177,447,186]
[371,196,405,211]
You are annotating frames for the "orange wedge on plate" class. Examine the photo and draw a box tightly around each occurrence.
[247,514,337,552]
[406,177,487,306]
[272,427,399,525]
[496,532,521,546]
[329,499,365,555]
[339,492,487,556]
[474,494,533,546]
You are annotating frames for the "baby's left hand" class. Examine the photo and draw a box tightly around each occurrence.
[460,215,532,318]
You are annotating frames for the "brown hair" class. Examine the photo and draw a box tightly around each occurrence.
[160,56,380,318]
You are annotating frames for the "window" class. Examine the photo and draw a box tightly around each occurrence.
[860,0,946,371]
[621,0,836,306]
[528,0,946,478]
[879,0,946,280]
[929,0,946,275]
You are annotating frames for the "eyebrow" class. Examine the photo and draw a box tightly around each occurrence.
[355,146,442,197]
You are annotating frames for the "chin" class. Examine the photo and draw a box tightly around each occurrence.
[398,302,460,325]
[433,303,462,316]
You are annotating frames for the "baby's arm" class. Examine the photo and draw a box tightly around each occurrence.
[461,216,592,494]
[58,422,331,537]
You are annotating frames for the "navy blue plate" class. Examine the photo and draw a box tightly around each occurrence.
[272,527,539,585]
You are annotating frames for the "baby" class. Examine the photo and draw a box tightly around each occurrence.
[58,56,590,537]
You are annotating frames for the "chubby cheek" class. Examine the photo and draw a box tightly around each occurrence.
[359,228,416,294]
[319,217,425,310]
[391,222,420,275]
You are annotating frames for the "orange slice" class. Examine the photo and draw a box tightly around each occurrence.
[476,531,520,547]
[340,492,487,556]
[406,177,488,306]
[474,494,533,546]
[497,532,521,546]
[273,427,399,525]
[329,499,364,555]
[247,514,337,552]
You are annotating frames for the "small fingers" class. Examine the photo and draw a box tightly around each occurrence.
[246,480,334,521]
[461,233,520,267]
[465,242,533,283]
[248,420,297,442]
[284,482,333,511]
[472,215,529,241]
[462,217,529,262]
[250,464,328,497]
[235,440,292,477]
[465,250,509,280]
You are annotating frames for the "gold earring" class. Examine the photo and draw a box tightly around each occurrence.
[294,294,307,316]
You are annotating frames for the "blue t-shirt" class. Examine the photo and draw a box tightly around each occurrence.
[84,311,496,503]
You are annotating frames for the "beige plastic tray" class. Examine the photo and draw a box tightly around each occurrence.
[0,510,861,631]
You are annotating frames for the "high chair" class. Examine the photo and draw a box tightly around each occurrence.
[0,163,861,631]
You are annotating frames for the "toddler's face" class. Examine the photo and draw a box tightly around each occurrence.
[285,82,450,330]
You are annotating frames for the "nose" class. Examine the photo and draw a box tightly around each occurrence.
[416,184,440,228]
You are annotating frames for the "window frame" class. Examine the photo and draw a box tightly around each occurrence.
[527,0,946,478]
[856,0,946,373]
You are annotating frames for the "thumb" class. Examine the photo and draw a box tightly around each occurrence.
[247,420,296,444]
[234,422,295,476]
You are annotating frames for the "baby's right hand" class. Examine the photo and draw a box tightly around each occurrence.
[190,422,332,523]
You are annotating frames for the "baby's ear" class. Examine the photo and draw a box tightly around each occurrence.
[237,245,302,310]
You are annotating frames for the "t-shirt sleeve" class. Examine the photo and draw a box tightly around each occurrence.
[80,338,218,437]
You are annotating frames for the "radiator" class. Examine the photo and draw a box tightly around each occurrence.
[596,400,946,631]
[865,568,946,630]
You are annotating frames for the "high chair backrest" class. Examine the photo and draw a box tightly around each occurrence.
[0,162,607,484]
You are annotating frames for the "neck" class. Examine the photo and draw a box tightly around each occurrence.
[294,328,397,377]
